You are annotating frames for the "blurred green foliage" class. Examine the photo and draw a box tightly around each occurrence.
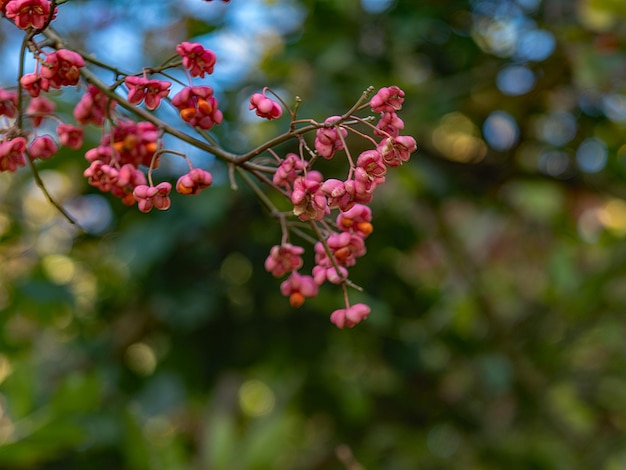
[2,0,626,468]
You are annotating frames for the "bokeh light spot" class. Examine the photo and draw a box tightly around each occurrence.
[496,65,535,95]
[238,380,275,417]
[598,199,626,236]
[517,29,555,61]
[42,254,76,285]
[538,150,570,177]
[483,111,520,151]
[576,138,607,173]
[125,343,157,376]
[361,0,394,14]
[602,94,626,123]
[536,112,577,146]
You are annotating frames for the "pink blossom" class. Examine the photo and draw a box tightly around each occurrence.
[176,168,213,195]
[337,204,373,238]
[102,119,159,168]
[115,164,146,205]
[5,0,57,30]
[0,88,18,118]
[272,153,305,192]
[74,85,117,125]
[171,86,223,130]
[83,161,119,192]
[314,116,347,159]
[280,272,319,308]
[85,145,113,165]
[20,72,49,98]
[291,172,329,221]
[124,76,171,110]
[40,49,84,88]
[330,303,370,329]
[176,42,217,78]
[321,178,354,212]
[264,243,305,278]
[57,123,83,149]
[0,137,27,173]
[26,96,55,127]
[356,149,386,182]
[312,264,348,285]
[375,111,405,138]
[326,231,366,267]
[249,92,282,120]
[133,182,172,213]
[378,135,417,167]
[29,135,57,160]
[370,86,405,113]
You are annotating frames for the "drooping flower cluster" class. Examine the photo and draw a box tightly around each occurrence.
[2,0,417,330]
[264,86,417,327]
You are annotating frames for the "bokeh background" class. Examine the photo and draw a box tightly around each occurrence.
[2,0,626,468]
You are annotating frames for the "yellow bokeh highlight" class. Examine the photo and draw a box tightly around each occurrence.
[577,0,617,32]
[432,112,487,163]
[238,380,275,417]
[125,343,157,376]
[42,254,76,285]
[598,198,626,236]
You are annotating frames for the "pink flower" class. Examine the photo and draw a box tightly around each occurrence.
[280,272,319,308]
[337,204,373,238]
[26,96,55,127]
[314,116,347,159]
[176,42,217,78]
[115,164,146,205]
[272,153,305,192]
[327,231,366,267]
[264,243,305,278]
[171,86,223,130]
[20,72,49,98]
[249,92,282,120]
[378,135,417,167]
[57,123,83,149]
[176,168,213,195]
[124,76,171,110]
[133,182,172,213]
[330,303,370,329]
[312,264,348,285]
[370,86,405,113]
[0,137,27,173]
[356,149,386,182]
[321,178,354,212]
[29,135,57,160]
[375,111,404,138]
[40,49,84,88]
[101,119,159,168]
[0,88,18,118]
[83,161,119,192]
[5,0,57,30]
[291,172,329,221]
[74,85,117,126]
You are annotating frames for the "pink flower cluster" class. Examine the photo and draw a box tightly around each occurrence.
[3,0,415,331]
[4,0,57,30]
[0,80,84,171]
[264,86,417,327]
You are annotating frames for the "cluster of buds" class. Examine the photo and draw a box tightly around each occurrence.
[1,0,418,329]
